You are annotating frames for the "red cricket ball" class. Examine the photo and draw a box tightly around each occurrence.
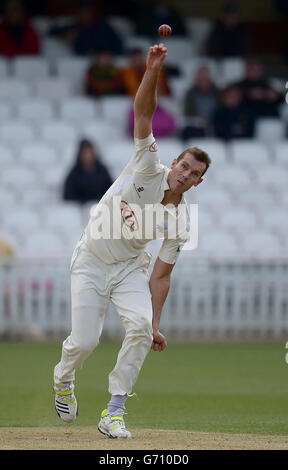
[158,24,172,37]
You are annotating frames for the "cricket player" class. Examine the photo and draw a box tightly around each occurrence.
[53,43,211,438]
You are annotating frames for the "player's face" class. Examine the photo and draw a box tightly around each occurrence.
[168,152,206,194]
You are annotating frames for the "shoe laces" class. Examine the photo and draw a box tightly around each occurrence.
[54,382,74,403]
[109,409,127,429]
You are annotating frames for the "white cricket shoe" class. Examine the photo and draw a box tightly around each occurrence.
[54,381,78,423]
[98,409,132,439]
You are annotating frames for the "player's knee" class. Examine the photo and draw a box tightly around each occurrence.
[74,336,99,356]
[128,316,153,342]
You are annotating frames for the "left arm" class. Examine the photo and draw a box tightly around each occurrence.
[149,256,175,351]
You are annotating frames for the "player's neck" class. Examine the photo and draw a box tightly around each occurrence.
[161,190,182,207]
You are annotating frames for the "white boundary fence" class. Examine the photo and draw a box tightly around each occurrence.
[0,257,288,338]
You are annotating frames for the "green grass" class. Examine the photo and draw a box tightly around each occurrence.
[0,340,288,435]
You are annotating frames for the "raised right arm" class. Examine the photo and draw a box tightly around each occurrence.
[133,44,167,140]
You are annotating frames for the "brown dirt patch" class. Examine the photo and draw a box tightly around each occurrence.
[0,427,288,450]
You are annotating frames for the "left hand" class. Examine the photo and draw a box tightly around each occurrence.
[151,329,167,351]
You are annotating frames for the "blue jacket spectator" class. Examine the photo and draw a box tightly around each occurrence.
[63,139,113,204]
[213,85,256,140]
[49,1,123,56]
[206,2,251,58]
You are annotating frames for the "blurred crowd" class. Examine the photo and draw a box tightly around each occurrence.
[0,0,287,205]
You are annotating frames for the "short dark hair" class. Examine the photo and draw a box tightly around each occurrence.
[177,147,211,177]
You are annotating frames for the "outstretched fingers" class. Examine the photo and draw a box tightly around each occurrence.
[150,43,167,54]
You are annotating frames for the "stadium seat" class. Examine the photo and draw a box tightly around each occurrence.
[44,204,84,234]
[20,188,56,207]
[0,121,35,144]
[220,208,257,234]
[12,57,50,80]
[256,165,288,189]
[218,57,245,87]
[159,38,196,66]
[0,103,13,121]
[16,99,54,122]
[168,76,190,103]
[42,37,72,60]
[212,164,253,189]
[0,79,31,101]
[281,191,288,206]
[81,120,126,153]
[157,137,183,165]
[55,57,90,92]
[274,142,288,167]
[186,139,227,164]
[19,143,58,169]
[3,207,40,235]
[104,139,135,166]
[41,166,69,190]
[0,58,9,77]
[0,145,15,166]
[197,187,234,207]
[255,118,286,143]
[279,101,288,128]
[124,36,151,54]
[185,17,213,54]
[1,166,38,188]
[237,188,276,208]
[260,208,288,233]
[107,16,135,38]
[230,140,270,167]
[0,188,17,209]
[107,162,126,180]
[199,230,240,257]
[241,231,282,258]
[158,96,181,119]
[23,231,66,258]
[35,78,73,100]
[59,97,98,122]
[41,120,78,145]
[31,16,53,36]
[99,96,133,133]
[198,210,216,231]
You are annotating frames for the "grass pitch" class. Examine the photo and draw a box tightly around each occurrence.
[0,340,288,442]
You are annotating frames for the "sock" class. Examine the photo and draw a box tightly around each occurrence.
[107,394,127,415]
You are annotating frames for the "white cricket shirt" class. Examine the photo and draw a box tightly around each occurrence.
[83,133,189,264]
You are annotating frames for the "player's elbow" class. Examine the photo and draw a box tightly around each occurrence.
[134,114,153,140]
[149,275,171,292]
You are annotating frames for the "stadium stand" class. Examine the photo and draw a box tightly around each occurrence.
[0,7,287,340]
[0,11,287,263]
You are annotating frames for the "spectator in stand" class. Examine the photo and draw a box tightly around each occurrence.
[63,139,113,205]
[49,0,123,56]
[85,49,126,97]
[181,66,219,140]
[233,58,283,118]
[135,0,187,37]
[205,2,251,58]
[275,0,288,63]
[122,48,171,97]
[213,84,256,140]
[0,0,40,58]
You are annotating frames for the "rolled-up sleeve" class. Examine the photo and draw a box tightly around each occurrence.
[158,237,188,265]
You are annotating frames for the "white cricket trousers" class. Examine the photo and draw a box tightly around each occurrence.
[54,241,153,395]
